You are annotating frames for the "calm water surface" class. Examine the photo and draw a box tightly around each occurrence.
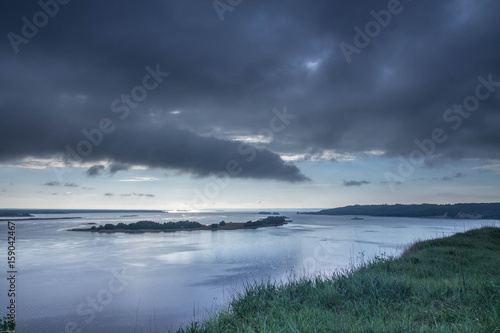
[0,211,497,332]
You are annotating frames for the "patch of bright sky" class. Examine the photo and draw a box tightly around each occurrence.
[0,156,499,209]
[228,134,273,144]
[305,60,320,71]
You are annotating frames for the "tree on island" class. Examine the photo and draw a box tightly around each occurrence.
[243,216,286,227]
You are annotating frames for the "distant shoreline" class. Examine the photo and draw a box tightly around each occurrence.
[0,217,82,222]
[303,203,500,220]
[0,209,164,215]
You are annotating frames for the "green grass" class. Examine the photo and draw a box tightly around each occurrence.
[176,227,500,333]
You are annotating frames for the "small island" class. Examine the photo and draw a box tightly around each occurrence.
[70,216,290,233]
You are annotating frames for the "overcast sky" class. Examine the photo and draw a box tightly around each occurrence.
[1,0,499,210]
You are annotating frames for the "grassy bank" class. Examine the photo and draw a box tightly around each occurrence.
[177,227,500,332]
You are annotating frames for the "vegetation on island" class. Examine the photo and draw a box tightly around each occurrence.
[86,216,289,232]
[306,202,500,219]
[93,220,203,231]
[176,227,500,332]
[0,316,15,332]
[243,216,286,227]
[258,211,280,215]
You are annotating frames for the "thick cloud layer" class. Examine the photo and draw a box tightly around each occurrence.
[1,0,499,181]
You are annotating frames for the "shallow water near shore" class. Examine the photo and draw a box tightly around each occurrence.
[0,211,497,333]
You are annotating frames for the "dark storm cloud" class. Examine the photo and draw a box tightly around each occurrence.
[86,165,105,177]
[414,172,466,182]
[43,181,78,187]
[441,172,466,181]
[121,193,155,198]
[109,163,130,174]
[103,193,114,197]
[43,181,60,186]
[343,180,370,187]
[1,0,499,181]
[381,180,402,185]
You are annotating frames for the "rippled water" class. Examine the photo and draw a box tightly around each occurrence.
[0,211,496,332]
